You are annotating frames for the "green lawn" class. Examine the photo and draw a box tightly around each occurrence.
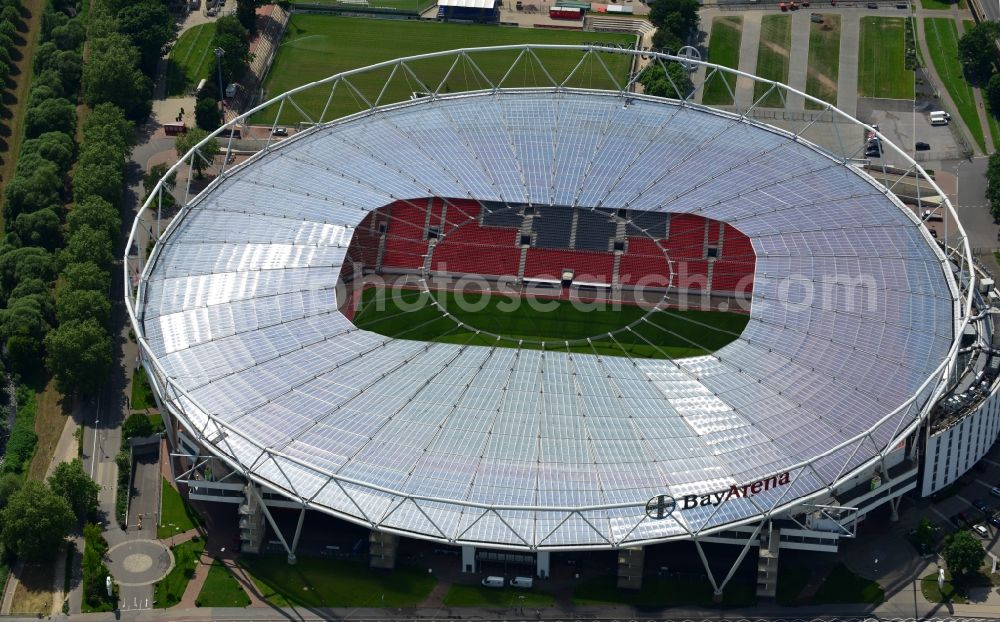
[352,287,750,359]
[154,538,206,608]
[924,17,985,152]
[702,16,743,105]
[573,575,755,607]
[921,572,967,603]
[857,17,914,99]
[167,23,215,96]
[443,584,556,607]
[131,365,155,411]
[196,560,251,608]
[157,478,202,539]
[919,0,966,9]
[811,563,884,604]
[805,15,841,110]
[258,15,634,124]
[753,15,792,108]
[240,557,436,607]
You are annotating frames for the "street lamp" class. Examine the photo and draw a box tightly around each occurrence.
[214,47,225,102]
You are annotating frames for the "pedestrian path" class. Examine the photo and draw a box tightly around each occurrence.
[734,12,762,109]
[837,11,861,117]
[784,10,811,110]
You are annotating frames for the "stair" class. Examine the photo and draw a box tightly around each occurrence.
[756,522,780,600]
[517,212,534,280]
[238,485,266,555]
[369,531,399,569]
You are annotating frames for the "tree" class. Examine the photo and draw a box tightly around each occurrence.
[0,480,74,560]
[44,318,112,396]
[958,21,1000,85]
[236,0,262,34]
[67,196,120,242]
[24,97,76,139]
[48,459,100,522]
[0,246,56,294]
[174,128,219,178]
[121,412,154,441]
[72,162,124,206]
[942,530,986,577]
[82,32,152,119]
[20,131,76,174]
[117,0,178,75]
[84,103,135,151]
[988,151,1000,222]
[212,18,251,84]
[987,73,1000,117]
[14,207,62,250]
[639,61,694,99]
[3,163,61,222]
[50,18,85,51]
[62,262,110,293]
[649,0,700,51]
[0,473,21,511]
[60,226,114,269]
[195,96,221,131]
[57,288,111,328]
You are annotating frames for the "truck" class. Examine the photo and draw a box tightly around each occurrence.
[549,6,583,19]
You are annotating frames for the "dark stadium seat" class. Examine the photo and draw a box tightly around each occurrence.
[574,209,616,252]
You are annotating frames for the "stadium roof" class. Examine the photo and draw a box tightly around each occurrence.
[137,86,959,549]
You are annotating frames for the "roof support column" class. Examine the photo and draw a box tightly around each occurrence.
[288,505,307,565]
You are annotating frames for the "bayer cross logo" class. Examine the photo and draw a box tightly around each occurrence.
[645,494,676,520]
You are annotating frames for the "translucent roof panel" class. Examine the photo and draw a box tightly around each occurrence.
[139,90,957,549]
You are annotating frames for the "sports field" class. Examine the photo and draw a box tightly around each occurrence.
[857,17,914,100]
[924,18,985,152]
[702,16,743,106]
[805,15,840,110]
[351,288,749,359]
[753,15,792,108]
[257,16,635,124]
[167,23,215,96]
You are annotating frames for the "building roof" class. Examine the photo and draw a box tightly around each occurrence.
[437,0,498,9]
[139,90,957,548]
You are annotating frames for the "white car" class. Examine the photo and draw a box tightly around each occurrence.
[974,524,990,538]
[990,486,1000,498]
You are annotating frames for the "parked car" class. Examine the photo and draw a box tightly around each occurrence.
[272,127,289,136]
[810,12,823,22]
[989,515,1000,528]
[866,1,878,7]
[482,576,504,588]
[974,524,990,538]
[991,486,1000,498]
[958,511,971,526]
[915,141,930,151]
[974,498,990,513]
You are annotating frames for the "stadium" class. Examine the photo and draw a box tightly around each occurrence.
[126,46,995,599]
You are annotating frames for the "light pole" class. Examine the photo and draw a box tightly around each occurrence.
[214,47,225,103]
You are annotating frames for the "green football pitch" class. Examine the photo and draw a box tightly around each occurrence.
[257,16,636,124]
[351,288,749,359]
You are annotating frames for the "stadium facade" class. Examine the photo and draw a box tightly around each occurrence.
[126,46,997,598]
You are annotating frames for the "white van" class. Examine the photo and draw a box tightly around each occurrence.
[510,576,534,588]
[930,110,951,120]
[930,117,949,126]
[482,576,505,588]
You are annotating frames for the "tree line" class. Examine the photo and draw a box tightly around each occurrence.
[0,0,177,608]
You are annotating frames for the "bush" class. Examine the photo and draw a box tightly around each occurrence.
[1,386,36,475]
[114,449,130,526]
